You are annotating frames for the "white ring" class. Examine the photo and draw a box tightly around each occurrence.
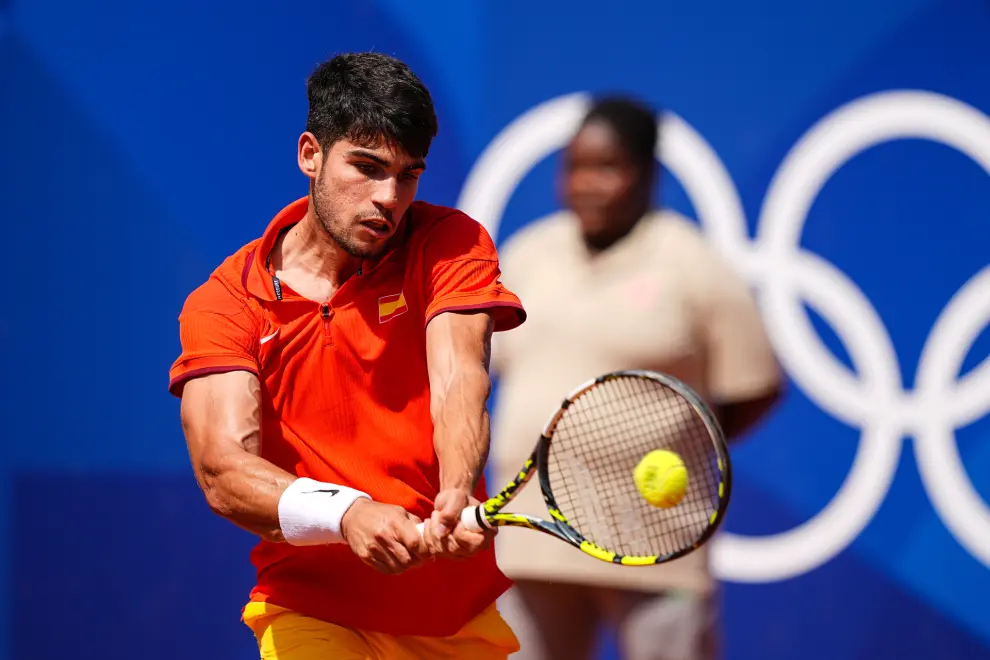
[915,265,990,566]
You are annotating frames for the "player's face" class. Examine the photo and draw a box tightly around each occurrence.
[312,137,425,259]
[561,121,648,248]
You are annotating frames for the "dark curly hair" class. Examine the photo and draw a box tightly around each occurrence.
[305,52,439,159]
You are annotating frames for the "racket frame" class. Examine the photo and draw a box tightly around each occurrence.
[474,369,733,566]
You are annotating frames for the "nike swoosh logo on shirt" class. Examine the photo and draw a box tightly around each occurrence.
[260,329,280,345]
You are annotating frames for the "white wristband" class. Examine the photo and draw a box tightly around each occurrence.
[277,477,371,546]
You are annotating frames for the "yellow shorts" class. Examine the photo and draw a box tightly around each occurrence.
[242,600,520,660]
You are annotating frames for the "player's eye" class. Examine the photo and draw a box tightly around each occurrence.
[354,162,378,176]
[400,171,421,183]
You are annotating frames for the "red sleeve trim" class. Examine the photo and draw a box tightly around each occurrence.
[168,365,260,397]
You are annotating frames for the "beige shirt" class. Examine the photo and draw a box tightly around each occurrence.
[490,209,781,595]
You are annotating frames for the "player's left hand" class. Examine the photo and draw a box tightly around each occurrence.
[422,488,495,560]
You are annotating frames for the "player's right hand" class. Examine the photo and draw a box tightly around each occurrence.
[340,499,429,575]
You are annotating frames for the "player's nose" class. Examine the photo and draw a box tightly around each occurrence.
[372,177,399,209]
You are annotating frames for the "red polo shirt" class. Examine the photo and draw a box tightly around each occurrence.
[169,197,526,636]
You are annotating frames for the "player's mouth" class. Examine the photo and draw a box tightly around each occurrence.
[359,218,392,239]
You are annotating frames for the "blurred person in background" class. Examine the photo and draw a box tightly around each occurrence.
[490,96,783,660]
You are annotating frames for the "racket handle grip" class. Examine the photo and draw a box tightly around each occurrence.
[415,505,484,537]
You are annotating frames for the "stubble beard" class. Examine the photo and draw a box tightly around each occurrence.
[312,180,382,260]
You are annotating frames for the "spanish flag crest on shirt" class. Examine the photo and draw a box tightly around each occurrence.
[378,291,408,323]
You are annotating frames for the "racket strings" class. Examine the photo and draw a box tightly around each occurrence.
[546,375,723,559]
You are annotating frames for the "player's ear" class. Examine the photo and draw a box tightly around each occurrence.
[298,132,322,180]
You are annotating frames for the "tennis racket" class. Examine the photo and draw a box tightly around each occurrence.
[417,369,732,566]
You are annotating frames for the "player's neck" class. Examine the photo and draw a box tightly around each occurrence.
[275,215,360,299]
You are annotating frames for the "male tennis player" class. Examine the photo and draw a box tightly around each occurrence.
[169,52,525,659]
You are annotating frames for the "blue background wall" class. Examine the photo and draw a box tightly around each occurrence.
[2,0,989,657]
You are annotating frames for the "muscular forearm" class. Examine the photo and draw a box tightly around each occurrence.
[197,447,297,542]
[432,369,492,492]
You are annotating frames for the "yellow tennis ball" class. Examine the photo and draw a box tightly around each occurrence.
[633,450,688,509]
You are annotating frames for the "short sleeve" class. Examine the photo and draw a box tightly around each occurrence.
[691,242,782,404]
[421,212,526,332]
[168,276,262,397]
